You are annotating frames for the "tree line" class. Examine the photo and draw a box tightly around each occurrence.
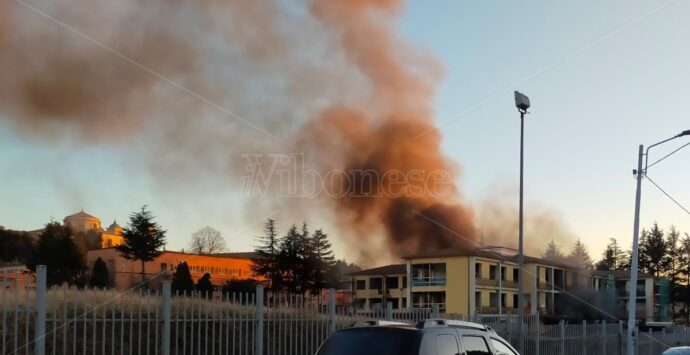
[251,219,355,295]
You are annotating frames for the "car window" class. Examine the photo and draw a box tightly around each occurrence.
[437,334,460,355]
[461,336,491,355]
[490,338,518,355]
[316,328,422,355]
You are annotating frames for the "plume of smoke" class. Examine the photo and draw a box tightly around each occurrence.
[1,0,480,261]
[475,183,576,257]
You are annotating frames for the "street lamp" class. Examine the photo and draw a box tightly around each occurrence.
[514,90,530,354]
[627,129,690,355]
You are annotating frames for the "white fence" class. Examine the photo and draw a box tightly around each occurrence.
[2,266,689,355]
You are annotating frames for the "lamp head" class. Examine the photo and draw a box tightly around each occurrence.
[514,91,530,112]
[679,129,690,137]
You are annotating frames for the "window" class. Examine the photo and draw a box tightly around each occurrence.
[489,265,497,280]
[356,280,366,290]
[385,277,399,289]
[501,293,507,308]
[475,263,481,278]
[490,338,518,355]
[489,292,497,308]
[475,291,481,308]
[160,263,168,271]
[461,336,491,355]
[500,266,506,281]
[512,268,519,282]
[436,335,459,355]
[402,276,407,289]
[369,277,382,290]
[512,294,518,309]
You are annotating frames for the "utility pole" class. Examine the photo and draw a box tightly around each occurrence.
[627,145,643,355]
[514,91,530,355]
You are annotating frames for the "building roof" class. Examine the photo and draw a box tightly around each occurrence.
[212,252,258,260]
[64,210,99,220]
[403,246,573,269]
[591,270,655,280]
[349,264,406,276]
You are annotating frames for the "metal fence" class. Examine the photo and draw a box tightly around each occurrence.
[2,266,690,355]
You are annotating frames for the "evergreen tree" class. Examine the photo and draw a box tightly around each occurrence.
[308,229,335,294]
[171,262,194,296]
[278,224,302,293]
[542,240,564,261]
[28,222,86,286]
[222,279,258,297]
[679,233,690,323]
[89,257,110,289]
[196,272,214,298]
[638,223,668,277]
[596,238,626,271]
[115,206,166,288]
[326,260,362,287]
[252,219,283,292]
[666,226,682,316]
[567,239,593,270]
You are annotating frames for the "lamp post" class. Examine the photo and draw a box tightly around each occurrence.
[514,91,530,355]
[627,129,690,355]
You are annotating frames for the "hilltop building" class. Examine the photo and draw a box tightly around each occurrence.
[63,210,123,248]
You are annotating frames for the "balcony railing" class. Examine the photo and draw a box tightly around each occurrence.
[476,278,498,287]
[501,280,518,289]
[538,281,551,290]
[412,277,446,287]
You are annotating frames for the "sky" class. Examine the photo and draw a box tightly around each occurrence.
[1,0,689,261]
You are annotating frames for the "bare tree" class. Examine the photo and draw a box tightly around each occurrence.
[189,226,226,254]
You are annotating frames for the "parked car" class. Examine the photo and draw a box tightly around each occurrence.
[663,347,690,355]
[315,319,519,355]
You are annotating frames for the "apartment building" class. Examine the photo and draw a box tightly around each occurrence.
[351,246,580,316]
[591,270,671,324]
[350,264,407,310]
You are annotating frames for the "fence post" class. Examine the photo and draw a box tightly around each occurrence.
[619,320,624,355]
[161,281,171,355]
[559,320,565,355]
[254,285,264,355]
[648,328,653,355]
[34,265,46,355]
[534,315,540,355]
[385,302,392,320]
[432,304,439,319]
[582,320,587,355]
[328,288,336,333]
[601,320,606,355]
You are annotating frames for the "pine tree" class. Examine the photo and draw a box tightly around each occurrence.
[596,238,626,271]
[309,229,335,294]
[679,233,690,323]
[89,257,110,289]
[666,226,682,317]
[542,240,564,261]
[567,239,594,270]
[278,224,302,293]
[171,262,194,296]
[28,222,86,286]
[196,272,214,299]
[115,206,166,288]
[639,223,668,277]
[252,219,283,292]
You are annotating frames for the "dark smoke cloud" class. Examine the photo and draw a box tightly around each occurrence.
[2,0,576,263]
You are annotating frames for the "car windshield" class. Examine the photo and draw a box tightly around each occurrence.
[316,328,422,355]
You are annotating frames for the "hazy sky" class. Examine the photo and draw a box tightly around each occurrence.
[1,1,689,261]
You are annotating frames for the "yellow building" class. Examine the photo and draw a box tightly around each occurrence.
[350,264,407,310]
[353,245,580,317]
[63,210,123,248]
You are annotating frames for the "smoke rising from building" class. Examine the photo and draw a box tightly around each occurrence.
[1,0,571,261]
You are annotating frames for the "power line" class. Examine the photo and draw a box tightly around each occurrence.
[644,174,690,215]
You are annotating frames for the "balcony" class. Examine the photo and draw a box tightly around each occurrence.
[501,280,518,289]
[476,278,498,287]
[412,277,446,287]
[538,281,551,290]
